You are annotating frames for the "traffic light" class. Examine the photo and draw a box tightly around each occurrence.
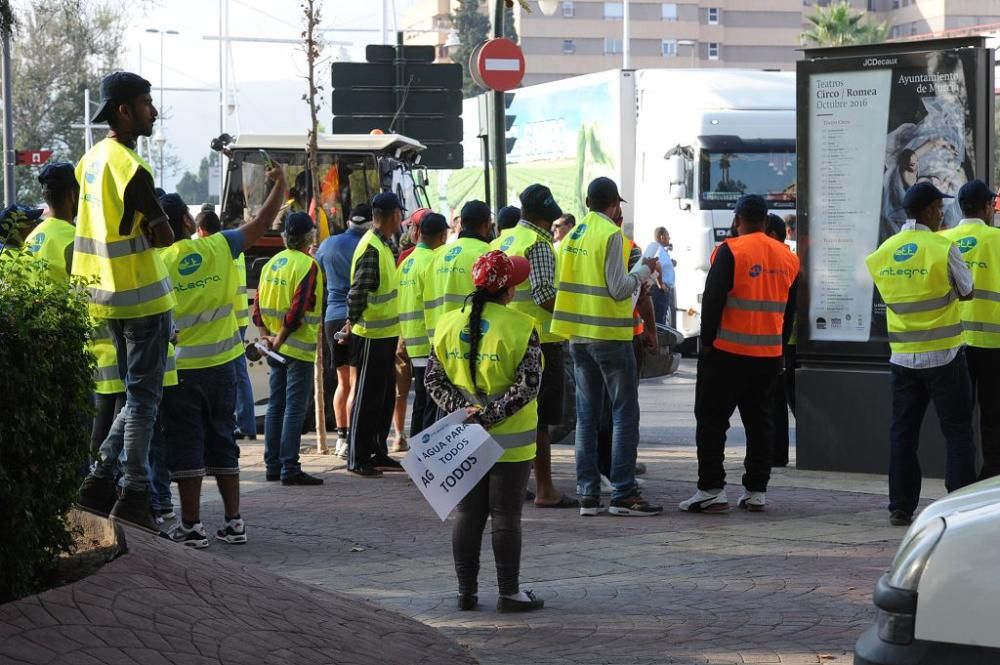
[504,92,516,155]
[331,43,464,169]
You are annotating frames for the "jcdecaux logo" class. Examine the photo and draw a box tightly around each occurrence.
[444,246,463,262]
[957,236,978,254]
[178,253,203,276]
[271,257,289,271]
[893,243,918,263]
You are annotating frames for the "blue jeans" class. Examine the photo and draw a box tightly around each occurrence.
[93,312,170,490]
[571,341,640,500]
[264,356,314,478]
[650,285,669,327]
[233,327,256,435]
[889,351,977,515]
[148,415,172,511]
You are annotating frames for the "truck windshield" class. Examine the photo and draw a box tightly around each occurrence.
[699,150,796,210]
[223,150,379,231]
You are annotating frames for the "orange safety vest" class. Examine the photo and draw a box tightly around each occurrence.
[712,232,799,358]
[629,239,644,337]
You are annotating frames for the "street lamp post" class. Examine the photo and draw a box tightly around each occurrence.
[678,39,697,68]
[145,28,179,188]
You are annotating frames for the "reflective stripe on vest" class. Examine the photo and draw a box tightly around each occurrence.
[234,253,250,327]
[159,234,242,369]
[433,302,538,463]
[551,212,633,341]
[350,230,400,339]
[424,237,490,342]
[941,223,1000,348]
[714,233,798,357]
[72,138,177,319]
[867,229,962,354]
[258,248,324,362]
[491,224,564,343]
[24,218,75,283]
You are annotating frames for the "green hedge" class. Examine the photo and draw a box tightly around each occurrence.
[0,250,94,602]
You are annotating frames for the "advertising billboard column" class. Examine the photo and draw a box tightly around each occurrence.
[796,38,994,474]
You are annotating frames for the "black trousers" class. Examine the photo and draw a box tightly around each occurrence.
[695,350,781,492]
[771,346,797,466]
[348,335,397,469]
[453,460,531,596]
[967,346,1000,479]
[409,364,437,436]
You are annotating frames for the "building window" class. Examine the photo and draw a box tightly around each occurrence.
[562,39,575,54]
[708,42,720,59]
[662,39,678,57]
[562,1,575,17]
[708,7,720,24]
[604,37,623,54]
[603,2,624,19]
[662,2,677,20]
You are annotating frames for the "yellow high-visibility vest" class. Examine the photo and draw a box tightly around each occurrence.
[551,211,633,341]
[350,230,400,338]
[396,245,437,357]
[24,218,75,282]
[258,248,324,363]
[72,138,176,319]
[492,223,563,344]
[866,229,962,354]
[234,253,250,328]
[433,302,537,463]
[941,221,1000,348]
[424,237,489,342]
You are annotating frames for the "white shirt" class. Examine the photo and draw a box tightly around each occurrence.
[888,220,974,370]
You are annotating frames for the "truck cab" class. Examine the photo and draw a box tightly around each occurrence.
[214,132,427,419]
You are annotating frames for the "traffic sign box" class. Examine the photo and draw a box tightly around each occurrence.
[15,150,53,166]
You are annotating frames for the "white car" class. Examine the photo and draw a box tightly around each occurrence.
[855,477,1000,664]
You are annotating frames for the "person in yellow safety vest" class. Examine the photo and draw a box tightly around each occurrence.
[866,181,976,527]
[194,208,257,441]
[424,200,493,347]
[495,205,520,240]
[157,168,287,546]
[395,211,449,439]
[340,192,405,478]
[492,184,579,509]
[254,212,326,486]
[74,72,177,533]
[0,205,43,258]
[551,177,661,517]
[944,180,1000,479]
[24,162,79,282]
[425,250,545,613]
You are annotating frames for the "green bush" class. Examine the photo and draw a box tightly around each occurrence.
[0,250,95,602]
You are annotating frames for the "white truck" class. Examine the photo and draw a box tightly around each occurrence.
[447,68,796,344]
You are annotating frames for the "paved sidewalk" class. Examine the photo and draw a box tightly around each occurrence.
[199,361,931,665]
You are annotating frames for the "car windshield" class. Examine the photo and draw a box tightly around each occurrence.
[699,150,796,210]
[223,149,379,231]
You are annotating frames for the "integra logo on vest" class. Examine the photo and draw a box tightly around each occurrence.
[957,237,978,254]
[570,224,587,241]
[460,318,490,343]
[28,233,45,253]
[893,243,918,262]
[402,257,415,274]
[271,257,289,271]
[178,253,203,276]
[500,236,515,252]
[444,246,463,262]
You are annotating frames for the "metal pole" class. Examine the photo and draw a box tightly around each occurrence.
[2,30,14,206]
[491,0,507,208]
[622,0,630,69]
[159,31,165,188]
[382,0,389,45]
[84,88,92,151]
[218,0,226,205]
[481,134,491,209]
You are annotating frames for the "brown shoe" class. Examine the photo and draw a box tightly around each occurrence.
[391,437,409,453]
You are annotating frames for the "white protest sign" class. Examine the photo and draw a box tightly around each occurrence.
[401,409,505,521]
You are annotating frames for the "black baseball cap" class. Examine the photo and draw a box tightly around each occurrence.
[520,184,563,222]
[349,203,373,224]
[586,177,626,206]
[496,205,521,230]
[159,193,188,224]
[37,161,77,189]
[285,211,315,235]
[420,212,449,236]
[957,179,996,210]
[372,192,403,212]
[460,200,492,227]
[902,182,953,214]
[92,72,152,124]
[0,205,43,226]
[734,194,769,221]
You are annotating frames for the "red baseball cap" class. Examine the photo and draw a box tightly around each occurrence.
[472,250,530,294]
[405,207,432,226]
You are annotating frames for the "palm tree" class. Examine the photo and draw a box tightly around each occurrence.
[801,1,888,47]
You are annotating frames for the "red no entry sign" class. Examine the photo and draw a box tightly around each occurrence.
[472,38,525,92]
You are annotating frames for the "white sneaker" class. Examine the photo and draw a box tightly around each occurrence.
[334,439,348,459]
[600,474,645,495]
[216,518,248,544]
[738,491,766,512]
[679,488,730,513]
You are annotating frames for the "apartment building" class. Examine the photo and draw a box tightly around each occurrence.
[398,0,1000,86]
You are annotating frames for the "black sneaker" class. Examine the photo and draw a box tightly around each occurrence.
[579,496,604,517]
[496,590,544,613]
[348,464,383,478]
[372,456,405,472]
[233,429,256,441]
[216,518,248,544]
[281,471,324,486]
[109,486,160,533]
[457,593,478,611]
[890,510,913,527]
[77,474,118,517]
[265,472,280,482]
[167,521,209,549]
[609,494,663,517]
